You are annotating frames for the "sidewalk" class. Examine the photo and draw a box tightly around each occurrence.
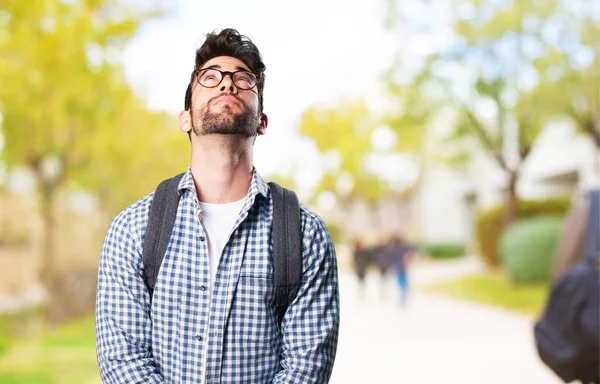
[330,258,562,384]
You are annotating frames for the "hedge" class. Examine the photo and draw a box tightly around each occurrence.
[475,197,571,266]
[421,243,466,259]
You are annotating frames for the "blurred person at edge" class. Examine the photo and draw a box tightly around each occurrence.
[553,149,600,279]
[95,29,340,384]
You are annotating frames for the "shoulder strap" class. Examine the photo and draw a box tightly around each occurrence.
[143,173,185,299]
[268,182,303,326]
[584,188,600,265]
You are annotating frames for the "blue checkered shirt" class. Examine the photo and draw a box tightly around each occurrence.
[95,167,340,383]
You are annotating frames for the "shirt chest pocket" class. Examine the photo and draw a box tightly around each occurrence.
[236,243,275,310]
[235,274,275,315]
[229,274,278,343]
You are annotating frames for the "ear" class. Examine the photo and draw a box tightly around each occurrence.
[179,110,191,133]
[256,113,268,135]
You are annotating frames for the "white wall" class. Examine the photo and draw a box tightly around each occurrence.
[417,166,471,243]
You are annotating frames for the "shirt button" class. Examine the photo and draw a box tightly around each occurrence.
[199,235,205,241]
[195,334,202,341]
[200,285,207,291]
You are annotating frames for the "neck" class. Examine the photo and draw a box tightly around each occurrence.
[190,135,254,203]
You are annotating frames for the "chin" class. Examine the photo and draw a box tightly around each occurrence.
[202,122,254,137]
[198,108,257,137]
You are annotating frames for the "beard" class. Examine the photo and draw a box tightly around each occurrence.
[190,95,260,138]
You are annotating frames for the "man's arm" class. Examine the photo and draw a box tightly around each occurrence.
[95,209,165,384]
[272,216,340,384]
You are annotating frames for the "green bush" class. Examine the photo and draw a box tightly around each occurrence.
[421,243,466,259]
[475,197,571,266]
[498,216,563,285]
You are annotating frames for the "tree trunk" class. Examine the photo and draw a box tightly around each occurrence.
[583,119,600,149]
[32,166,63,327]
[504,169,519,228]
[38,182,57,286]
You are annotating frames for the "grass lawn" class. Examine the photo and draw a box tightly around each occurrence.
[420,269,551,317]
[0,315,100,384]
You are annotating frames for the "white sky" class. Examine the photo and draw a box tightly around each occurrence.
[121,0,397,196]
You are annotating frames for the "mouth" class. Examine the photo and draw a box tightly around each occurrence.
[212,95,242,107]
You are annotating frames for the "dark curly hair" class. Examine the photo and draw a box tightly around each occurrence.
[184,28,266,113]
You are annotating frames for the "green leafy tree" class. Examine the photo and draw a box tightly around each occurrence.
[385,0,598,225]
[441,76,538,225]
[383,56,445,194]
[79,91,187,216]
[0,0,167,309]
[452,0,599,148]
[299,99,386,208]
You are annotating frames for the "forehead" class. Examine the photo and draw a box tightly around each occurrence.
[201,56,250,71]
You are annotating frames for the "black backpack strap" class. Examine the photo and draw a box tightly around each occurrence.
[268,182,303,327]
[142,173,185,299]
[584,189,600,266]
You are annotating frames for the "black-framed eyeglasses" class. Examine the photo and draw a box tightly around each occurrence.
[194,68,259,90]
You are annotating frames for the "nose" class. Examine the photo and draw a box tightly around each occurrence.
[219,73,238,94]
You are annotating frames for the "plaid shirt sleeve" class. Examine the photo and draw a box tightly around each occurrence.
[95,206,165,384]
[272,213,340,384]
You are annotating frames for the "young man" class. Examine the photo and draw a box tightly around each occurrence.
[95,29,340,384]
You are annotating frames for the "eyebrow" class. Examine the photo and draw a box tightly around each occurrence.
[202,64,251,72]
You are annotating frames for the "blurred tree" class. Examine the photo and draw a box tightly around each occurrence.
[451,0,599,148]
[385,0,599,225]
[0,0,177,320]
[440,76,538,226]
[525,3,599,149]
[78,90,186,216]
[299,99,387,211]
[383,55,444,193]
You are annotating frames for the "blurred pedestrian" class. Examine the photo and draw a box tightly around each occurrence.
[389,235,417,308]
[352,237,387,299]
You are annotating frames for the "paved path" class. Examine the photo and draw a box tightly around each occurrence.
[330,258,562,384]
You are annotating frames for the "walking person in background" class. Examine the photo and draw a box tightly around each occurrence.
[389,235,417,308]
[351,237,369,297]
[351,235,393,301]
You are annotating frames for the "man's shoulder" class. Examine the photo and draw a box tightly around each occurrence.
[297,202,330,240]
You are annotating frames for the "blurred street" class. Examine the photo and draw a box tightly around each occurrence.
[330,258,562,384]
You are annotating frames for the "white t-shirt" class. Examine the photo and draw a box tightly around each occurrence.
[198,196,245,383]
[198,197,246,297]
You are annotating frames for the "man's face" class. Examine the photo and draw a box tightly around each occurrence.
[181,56,267,138]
